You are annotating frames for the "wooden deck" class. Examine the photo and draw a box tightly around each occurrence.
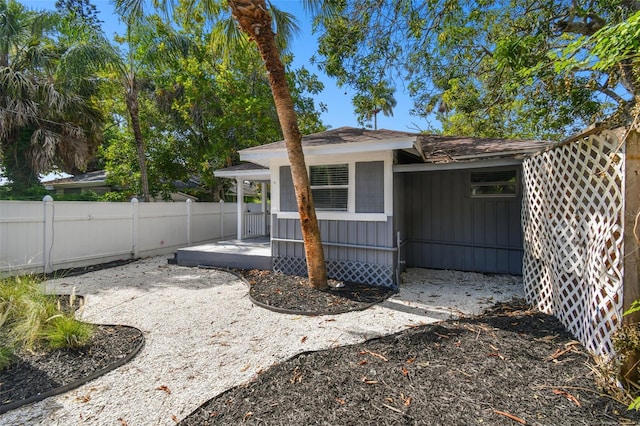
[174,237,272,270]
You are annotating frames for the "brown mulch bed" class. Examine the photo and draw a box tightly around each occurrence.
[242,269,395,315]
[0,295,144,414]
[180,273,640,426]
[0,324,143,413]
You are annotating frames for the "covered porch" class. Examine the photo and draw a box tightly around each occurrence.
[175,163,272,270]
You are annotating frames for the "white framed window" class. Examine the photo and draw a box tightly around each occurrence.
[309,163,349,211]
[470,169,518,197]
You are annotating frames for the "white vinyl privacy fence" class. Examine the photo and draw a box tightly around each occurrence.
[0,198,242,275]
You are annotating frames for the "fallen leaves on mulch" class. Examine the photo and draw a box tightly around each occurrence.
[242,269,395,315]
[179,299,640,425]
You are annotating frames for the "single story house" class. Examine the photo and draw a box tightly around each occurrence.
[214,126,554,287]
[46,170,199,202]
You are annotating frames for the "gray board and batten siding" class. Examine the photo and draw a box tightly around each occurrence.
[274,164,396,286]
[397,166,524,275]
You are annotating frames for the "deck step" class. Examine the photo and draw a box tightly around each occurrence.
[175,238,272,271]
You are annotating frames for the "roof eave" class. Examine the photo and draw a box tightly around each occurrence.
[214,169,271,181]
[240,138,417,163]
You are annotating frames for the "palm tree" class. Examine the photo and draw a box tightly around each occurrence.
[145,0,332,288]
[353,81,397,130]
[226,0,335,289]
[369,86,397,130]
[0,0,104,190]
[110,1,192,202]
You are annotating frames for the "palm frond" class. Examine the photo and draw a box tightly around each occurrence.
[269,5,300,54]
[209,16,251,60]
[114,0,147,23]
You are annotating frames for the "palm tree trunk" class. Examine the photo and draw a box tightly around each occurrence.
[228,0,328,290]
[125,75,151,202]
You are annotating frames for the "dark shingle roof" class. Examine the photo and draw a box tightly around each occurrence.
[416,134,554,162]
[241,127,418,152]
[49,170,107,185]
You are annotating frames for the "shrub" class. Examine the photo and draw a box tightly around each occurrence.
[0,275,94,363]
[43,315,94,349]
[0,343,13,371]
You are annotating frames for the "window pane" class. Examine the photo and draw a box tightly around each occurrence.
[470,170,517,184]
[471,183,517,196]
[310,164,348,186]
[312,188,348,210]
[470,169,518,197]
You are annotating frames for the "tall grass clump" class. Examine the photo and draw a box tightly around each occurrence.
[0,274,94,369]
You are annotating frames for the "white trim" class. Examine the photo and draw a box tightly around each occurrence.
[393,157,522,173]
[236,178,244,239]
[214,169,270,181]
[240,138,416,163]
[276,211,390,222]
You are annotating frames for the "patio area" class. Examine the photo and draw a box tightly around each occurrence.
[174,236,271,270]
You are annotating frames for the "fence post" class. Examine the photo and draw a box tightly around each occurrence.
[131,198,139,258]
[219,199,224,240]
[186,199,192,246]
[42,195,54,274]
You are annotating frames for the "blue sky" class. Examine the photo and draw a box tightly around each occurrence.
[30,0,430,133]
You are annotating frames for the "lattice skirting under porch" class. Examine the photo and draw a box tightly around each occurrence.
[521,129,625,357]
[273,256,395,287]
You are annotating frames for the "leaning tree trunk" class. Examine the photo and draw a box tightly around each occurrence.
[125,75,151,202]
[228,0,328,290]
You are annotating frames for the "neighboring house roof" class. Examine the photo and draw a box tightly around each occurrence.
[48,170,108,187]
[416,135,555,162]
[47,171,200,201]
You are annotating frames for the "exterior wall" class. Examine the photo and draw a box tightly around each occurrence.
[271,151,393,221]
[400,166,524,275]
[272,217,396,286]
[272,153,397,286]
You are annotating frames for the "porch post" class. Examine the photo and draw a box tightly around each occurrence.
[236,177,244,240]
[261,182,268,235]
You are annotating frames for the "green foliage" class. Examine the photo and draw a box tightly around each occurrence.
[0,184,51,200]
[315,0,636,139]
[617,299,640,411]
[0,274,93,366]
[0,344,13,370]
[589,11,640,72]
[99,14,326,200]
[624,300,640,317]
[0,0,107,189]
[0,184,100,201]
[43,315,94,349]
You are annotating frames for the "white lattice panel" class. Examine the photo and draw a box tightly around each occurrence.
[522,130,625,357]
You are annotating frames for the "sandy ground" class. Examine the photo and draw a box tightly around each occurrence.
[1,257,523,425]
